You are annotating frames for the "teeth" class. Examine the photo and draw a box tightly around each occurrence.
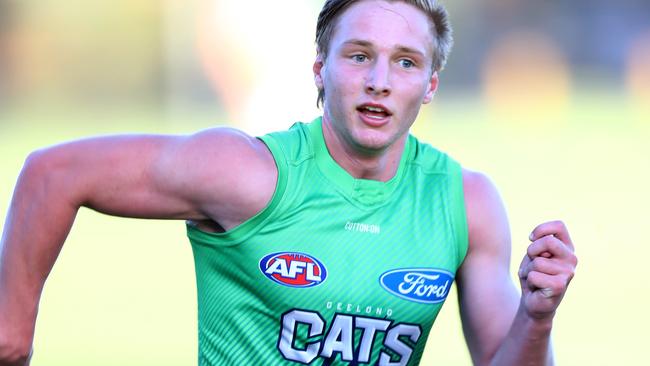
[365,106,385,113]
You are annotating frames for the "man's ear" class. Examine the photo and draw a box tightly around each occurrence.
[423,71,439,104]
[313,53,325,90]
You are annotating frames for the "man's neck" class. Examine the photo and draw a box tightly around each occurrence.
[320,117,407,182]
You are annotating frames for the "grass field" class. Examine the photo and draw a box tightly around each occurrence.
[1,94,648,365]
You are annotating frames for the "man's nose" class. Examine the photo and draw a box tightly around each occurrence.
[365,59,391,96]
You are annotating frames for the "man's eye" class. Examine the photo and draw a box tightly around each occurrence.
[399,59,414,68]
[352,54,367,63]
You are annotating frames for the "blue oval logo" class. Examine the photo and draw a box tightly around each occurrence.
[259,252,327,288]
[379,268,454,304]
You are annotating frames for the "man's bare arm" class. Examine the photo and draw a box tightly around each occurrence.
[457,169,576,366]
[0,129,277,365]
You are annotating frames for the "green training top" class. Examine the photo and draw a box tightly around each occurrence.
[186,117,468,365]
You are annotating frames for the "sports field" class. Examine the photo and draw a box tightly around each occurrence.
[1,93,647,365]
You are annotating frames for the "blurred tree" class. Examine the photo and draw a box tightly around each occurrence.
[1,0,165,112]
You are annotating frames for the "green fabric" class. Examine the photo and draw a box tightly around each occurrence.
[186,117,468,365]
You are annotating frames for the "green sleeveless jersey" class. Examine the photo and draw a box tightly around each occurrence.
[186,118,468,365]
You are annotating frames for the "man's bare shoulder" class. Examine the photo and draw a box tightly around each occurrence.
[177,127,276,182]
[171,127,278,229]
[461,168,511,255]
[183,127,268,159]
[461,168,497,203]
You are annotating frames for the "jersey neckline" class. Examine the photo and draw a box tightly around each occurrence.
[307,117,412,206]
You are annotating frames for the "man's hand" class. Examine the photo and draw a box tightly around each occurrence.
[1,260,36,366]
[518,220,577,320]
[0,327,32,366]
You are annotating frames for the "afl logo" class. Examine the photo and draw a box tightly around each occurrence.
[259,252,327,288]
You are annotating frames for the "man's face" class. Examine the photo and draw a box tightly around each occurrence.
[314,0,438,153]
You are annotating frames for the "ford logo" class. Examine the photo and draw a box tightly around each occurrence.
[260,252,327,288]
[379,268,454,304]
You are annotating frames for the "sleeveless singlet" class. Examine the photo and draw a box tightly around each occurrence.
[186,117,468,365]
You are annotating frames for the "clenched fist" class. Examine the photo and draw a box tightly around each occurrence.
[518,220,577,319]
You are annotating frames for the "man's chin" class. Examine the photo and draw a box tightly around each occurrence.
[351,132,395,155]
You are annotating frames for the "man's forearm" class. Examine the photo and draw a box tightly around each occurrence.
[489,304,554,366]
[0,152,80,358]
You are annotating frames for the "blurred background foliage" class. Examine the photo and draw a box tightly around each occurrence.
[1,0,649,365]
[1,0,649,124]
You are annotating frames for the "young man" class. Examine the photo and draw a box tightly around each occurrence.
[0,0,576,365]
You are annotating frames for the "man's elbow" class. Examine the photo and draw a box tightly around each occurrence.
[18,147,80,205]
[21,148,59,187]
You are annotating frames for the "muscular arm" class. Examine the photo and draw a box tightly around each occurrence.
[0,129,277,364]
[458,169,576,366]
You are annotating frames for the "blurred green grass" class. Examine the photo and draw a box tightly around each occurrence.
[1,95,648,365]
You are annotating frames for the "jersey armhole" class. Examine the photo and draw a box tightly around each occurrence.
[448,159,469,266]
[186,134,289,246]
